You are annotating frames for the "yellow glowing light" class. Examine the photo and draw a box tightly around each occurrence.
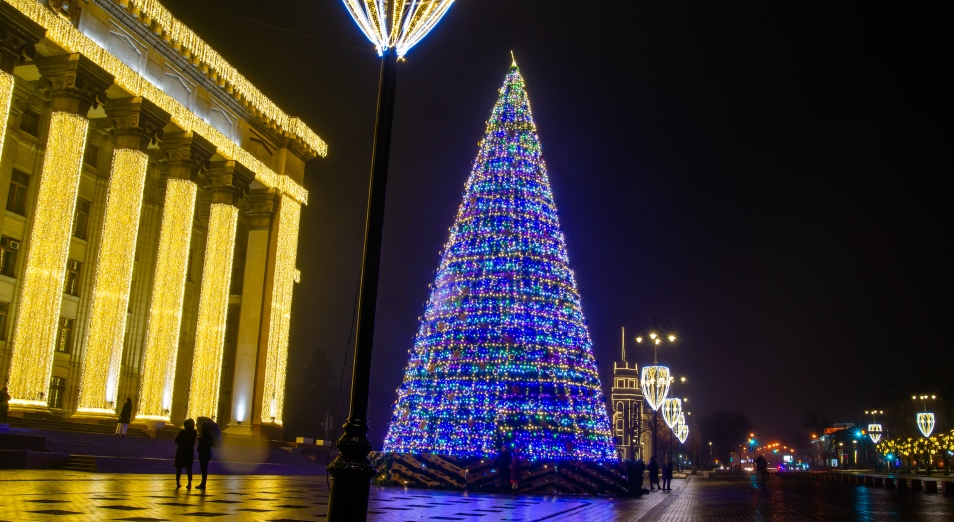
[343,0,455,57]
[0,71,15,153]
[635,336,643,343]
[668,334,676,342]
[135,179,197,421]
[2,0,314,205]
[649,333,657,340]
[187,204,238,421]
[76,149,150,414]
[7,112,89,407]
[260,196,301,425]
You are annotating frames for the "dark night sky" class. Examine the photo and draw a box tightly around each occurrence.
[161,0,950,445]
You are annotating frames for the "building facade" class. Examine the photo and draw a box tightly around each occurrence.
[0,0,325,437]
[610,332,652,461]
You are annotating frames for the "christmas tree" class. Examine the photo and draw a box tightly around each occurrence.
[383,62,614,461]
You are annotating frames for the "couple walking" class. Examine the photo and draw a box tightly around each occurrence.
[174,418,218,490]
[648,456,674,491]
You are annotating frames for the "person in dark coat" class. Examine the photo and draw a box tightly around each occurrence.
[662,460,673,490]
[648,456,660,490]
[0,386,10,424]
[629,458,646,495]
[495,446,512,493]
[196,420,214,490]
[115,398,132,436]
[174,419,196,489]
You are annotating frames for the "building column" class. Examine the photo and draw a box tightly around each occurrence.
[0,4,44,153]
[186,161,252,421]
[134,132,214,423]
[225,190,277,435]
[75,97,169,416]
[6,54,112,409]
[253,194,301,430]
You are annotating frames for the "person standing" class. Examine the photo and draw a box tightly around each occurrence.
[0,386,10,424]
[509,449,522,495]
[755,454,768,487]
[115,398,132,436]
[174,419,196,489]
[495,446,512,493]
[634,458,646,494]
[662,460,673,491]
[196,421,214,490]
[648,456,660,490]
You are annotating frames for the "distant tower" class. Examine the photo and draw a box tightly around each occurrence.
[612,327,646,460]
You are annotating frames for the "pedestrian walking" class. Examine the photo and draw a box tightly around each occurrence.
[662,460,673,490]
[195,417,220,490]
[648,455,660,490]
[115,398,132,436]
[174,419,196,489]
[0,386,10,424]
[755,454,768,487]
[509,449,522,495]
[495,446,512,493]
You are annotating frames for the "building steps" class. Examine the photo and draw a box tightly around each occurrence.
[6,417,147,437]
[61,455,98,472]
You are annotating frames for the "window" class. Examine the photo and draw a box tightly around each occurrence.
[48,376,66,409]
[84,142,100,168]
[19,108,41,136]
[6,170,30,215]
[0,236,20,277]
[55,317,73,354]
[64,259,81,296]
[0,301,8,341]
[73,199,91,240]
[616,379,624,388]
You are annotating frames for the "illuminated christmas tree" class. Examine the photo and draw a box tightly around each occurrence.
[383,62,614,461]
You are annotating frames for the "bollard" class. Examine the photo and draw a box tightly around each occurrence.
[941,481,954,495]
[911,478,922,490]
[884,477,894,488]
[924,480,938,493]
[873,477,884,487]
[898,478,908,488]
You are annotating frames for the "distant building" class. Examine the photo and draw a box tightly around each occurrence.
[0,0,326,438]
[611,330,651,460]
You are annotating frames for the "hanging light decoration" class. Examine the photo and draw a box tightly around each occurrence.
[675,423,689,444]
[342,0,455,57]
[917,412,935,438]
[661,398,682,429]
[640,365,670,411]
[868,423,883,444]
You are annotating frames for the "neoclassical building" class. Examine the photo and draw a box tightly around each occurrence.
[611,333,651,461]
[0,0,325,437]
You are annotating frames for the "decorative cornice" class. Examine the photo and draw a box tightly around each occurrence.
[0,2,44,73]
[205,159,253,206]
[35,53,112,114]
[104,96,169,151]
[244,189,278,228]
[158,130,215,180]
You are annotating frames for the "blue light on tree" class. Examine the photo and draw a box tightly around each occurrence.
[383,62,615,461]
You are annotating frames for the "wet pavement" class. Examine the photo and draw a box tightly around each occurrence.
[0,470,951,521]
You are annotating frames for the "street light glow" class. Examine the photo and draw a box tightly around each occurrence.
[342,0,455,57]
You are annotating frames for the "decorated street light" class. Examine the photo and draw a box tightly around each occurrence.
[331,2,454,521]
[676,422,689,444]
[865,409,884,444]
[637,320,676,460]
[661,398,682,429]
[917,412,936,438]
[913,394,937,475]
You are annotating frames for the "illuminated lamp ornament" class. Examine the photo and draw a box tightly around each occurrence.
[675,423,689,444]
[382,63,614,461]
[661,398,682,429]
[342,0,455,57]
[641,365,671,411]
[868,424,883,444]
[917,413,936,438]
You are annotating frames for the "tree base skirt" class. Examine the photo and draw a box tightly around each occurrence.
[370,451,629,495]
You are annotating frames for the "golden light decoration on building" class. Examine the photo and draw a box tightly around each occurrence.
[76,149,150,414]
[7,111,89,407]
[640,365,670,411]
[0,71,15,153]
[3,0,314,205]
[135,179,197,421]
[661,397,682,429]
[868,423,883,444]
[187,204,238,421]
[260,196,301,426]
[342,0,455,57]
[917,412,936,438]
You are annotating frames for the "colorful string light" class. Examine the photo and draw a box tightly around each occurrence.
[383,65,614,461]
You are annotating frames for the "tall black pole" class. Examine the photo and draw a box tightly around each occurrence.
[652,410,657,461]
[326,48,399,522]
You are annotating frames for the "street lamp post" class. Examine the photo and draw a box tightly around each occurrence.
[914,394,937,476]
[330,3,453,521]
[637,321,676,461]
